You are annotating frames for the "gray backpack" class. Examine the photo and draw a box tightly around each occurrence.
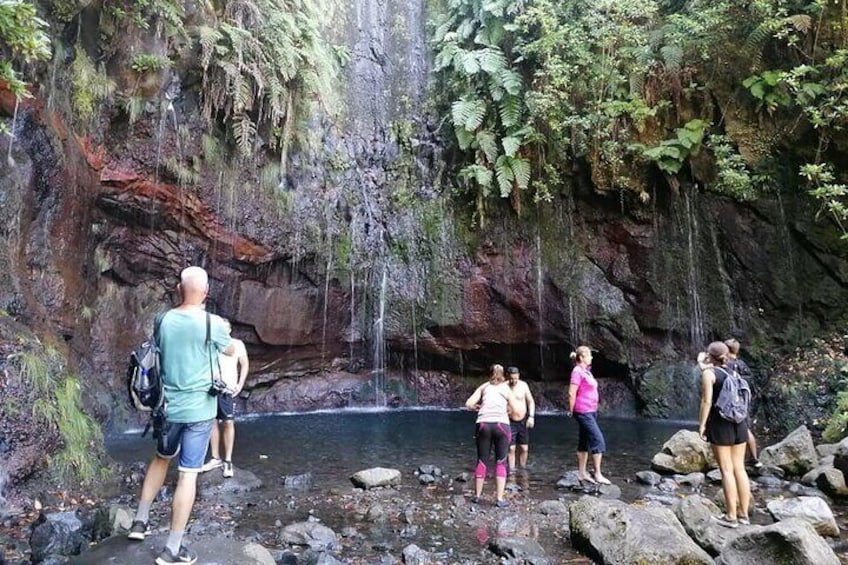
[714,367,751,424]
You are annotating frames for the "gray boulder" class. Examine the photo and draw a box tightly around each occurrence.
[831,435,848,476]
[350,467,401,489]
[29,511,87,563]
[569,495,713,564]
[536,500,568,516]
[635,470,662,486]
[651,430,716,474]
[68,534,275,564]
[279,521,338,551]
[281,472,313,490]
[815,468,848,497]
[488,537,548,564]
[675,472,706,489]
[766,496,839,537]
[759,425,817,476]
[672,495,748,556]
[715,518,839,565]
[199,467,262,495]
[402,543,434,565]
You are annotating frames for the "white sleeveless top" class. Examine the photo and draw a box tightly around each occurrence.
[217,339,246,389]
[476,384,510,424]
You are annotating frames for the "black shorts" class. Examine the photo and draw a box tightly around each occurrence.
[216,394,235,421]
[510,418,529,446]
[706,413,747,446]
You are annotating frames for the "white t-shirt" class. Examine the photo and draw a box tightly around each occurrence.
[218,339,247,389]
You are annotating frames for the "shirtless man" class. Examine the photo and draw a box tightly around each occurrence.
[507,366,536,472]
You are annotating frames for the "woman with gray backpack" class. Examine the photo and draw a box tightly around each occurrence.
[697,341,752,528]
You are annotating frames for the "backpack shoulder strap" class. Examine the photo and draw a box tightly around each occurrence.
[153,311,167,343]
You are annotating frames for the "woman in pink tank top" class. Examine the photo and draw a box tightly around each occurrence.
[567,346,610,485]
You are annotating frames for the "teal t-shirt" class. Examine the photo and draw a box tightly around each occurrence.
[158,308,232,423]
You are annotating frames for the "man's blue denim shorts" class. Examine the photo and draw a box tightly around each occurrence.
[156,419,214,472]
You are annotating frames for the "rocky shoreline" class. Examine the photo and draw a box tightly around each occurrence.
[3,425,848,564]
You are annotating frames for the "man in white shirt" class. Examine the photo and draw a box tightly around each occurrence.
[201,319,249,478]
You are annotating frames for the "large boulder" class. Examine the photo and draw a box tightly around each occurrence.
[766,496,839,537]
[815,467,848,497]
[488,537,548,564]
[651,430,716,474]
[350,467,401,489]
[569,496,713,565]
[672,495,747,556]
[29,511,88,564]
[831,435,848,477]
[278,521,338,551]
[759,426,817,476]
[715,518,839,565]
[69,534,275,564]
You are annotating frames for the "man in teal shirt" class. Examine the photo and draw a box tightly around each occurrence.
[127,266,234,565]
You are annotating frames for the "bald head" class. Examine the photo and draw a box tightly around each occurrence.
[179,266,209,305]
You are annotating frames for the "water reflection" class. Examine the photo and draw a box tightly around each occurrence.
[110,410,692,500]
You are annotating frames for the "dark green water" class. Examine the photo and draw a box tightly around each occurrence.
[109,409,690,499]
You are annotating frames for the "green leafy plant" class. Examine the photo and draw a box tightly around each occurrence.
[131,53,172,74]
[0,0,51,100]
[432,0,533,221]
[13,347,104,485]
[69,45,116,128]
[707,134,761,201]
[640,119,707,175]
[802,163,848,237]
[197,0,339,164]
[742,70,793,114]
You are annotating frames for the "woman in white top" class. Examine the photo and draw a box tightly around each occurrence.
[465,364,522,507]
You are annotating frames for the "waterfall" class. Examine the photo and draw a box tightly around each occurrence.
[411,302,419,400]
[535,227,545,370]
[322,253,333,364]
[683,186,706,348]
[6,98,19,167]
[0,465,7,518]
[372,265,388,407]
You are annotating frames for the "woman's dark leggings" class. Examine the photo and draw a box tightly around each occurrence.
[475,422,511,479]
[575,411,606,454]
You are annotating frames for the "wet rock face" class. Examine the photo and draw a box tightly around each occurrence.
[2,0,848,436]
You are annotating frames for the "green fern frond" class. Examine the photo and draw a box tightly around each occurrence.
[495,155,515,197]
[510,156,531,189]
[478,48,507,74]
[660,44,682,72]
[476,130,499,163]
[452,97,488,131]
[499,69,522,96]
[502,135,520,157]
[498,95,521,128]
[786,14,811,33]
[233,114,257,156]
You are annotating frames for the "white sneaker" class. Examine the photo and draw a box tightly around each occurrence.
[222,461,234,478]
[201,458,222,472]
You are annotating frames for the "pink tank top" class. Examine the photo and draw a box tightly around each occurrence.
[571,365,599,413]
[476,384,510,424]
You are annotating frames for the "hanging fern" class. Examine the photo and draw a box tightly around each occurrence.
[198,0,340,164]
[233,113,257,156]
[432,0,534,220]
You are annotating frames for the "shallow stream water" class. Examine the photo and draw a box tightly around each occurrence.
[110,409,689,497]
[107,409,693,561]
